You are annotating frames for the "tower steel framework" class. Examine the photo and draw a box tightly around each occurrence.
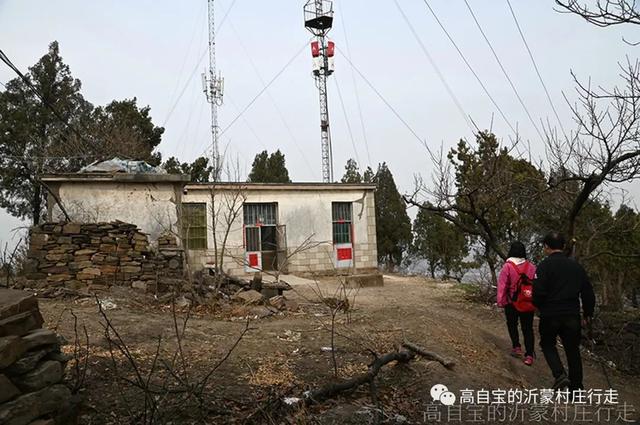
[304,0,335,183]
[203,0,225,179]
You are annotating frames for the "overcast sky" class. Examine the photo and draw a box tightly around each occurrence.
[1,0,639,247]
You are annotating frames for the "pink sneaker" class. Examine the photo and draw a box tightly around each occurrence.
[523,355,534,366]
[510,347,523,357]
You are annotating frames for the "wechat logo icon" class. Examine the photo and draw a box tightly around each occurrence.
[430,384,456,406]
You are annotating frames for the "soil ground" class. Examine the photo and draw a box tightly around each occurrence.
[39,274,640,424]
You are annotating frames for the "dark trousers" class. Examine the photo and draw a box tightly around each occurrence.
[539,315,583,390]
[504,304,535,356]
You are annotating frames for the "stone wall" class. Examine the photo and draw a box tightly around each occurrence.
[0,289,75,425]
[24,222,185,293]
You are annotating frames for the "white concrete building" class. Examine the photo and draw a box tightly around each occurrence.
[42,173,378,276]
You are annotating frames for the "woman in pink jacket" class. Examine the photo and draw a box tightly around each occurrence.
[497,241,537,366]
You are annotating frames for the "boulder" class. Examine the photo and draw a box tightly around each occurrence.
[5,348,52,375]
[0,290,39,321]
[0,384,71,425]
[22,329,58,351]
[0,311,43,337]
[44,351,72,363]
[232,290,263,305]
[248,306,274,319]
[12,361,63,393]
[62,223,81,234]
[0,374,20,403]
[268,295,286,310]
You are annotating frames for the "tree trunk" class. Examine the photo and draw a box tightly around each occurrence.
[32,183,41,225]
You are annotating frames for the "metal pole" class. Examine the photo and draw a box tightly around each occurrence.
[204,0,224,180]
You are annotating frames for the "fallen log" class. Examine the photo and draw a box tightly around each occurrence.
[304,341,453,405]
[402,341,456,369]
[304,349,414,404]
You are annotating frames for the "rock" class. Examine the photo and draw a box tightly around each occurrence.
[22,329,58,351]
[0,374,20,403]
[0,290,39,321]
[0,311,43,337]
[232,290,263,305]
[268,295,286,310]
[284,298,299,312]
[28,419,54,425]
[0,384,71,425]
[248,306,274,319]
[175,296,191,309]
[12,360,63,392]
[121,266,141,274]
[5,348,53,375]
[62,223,81,234]
[74,249,96,256]
[131,281,147,291]
[44,351,72,363]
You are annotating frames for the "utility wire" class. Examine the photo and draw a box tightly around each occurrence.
[505,0,568,141]
[229,21,316,176]
[162,0,239,127]
[463,0,544,141]
[336,46,432,156]
[337,2,372,165]
[333,76,361,164]
[196,40,310,159]
[392,0,477,134]
[417,0,517,135]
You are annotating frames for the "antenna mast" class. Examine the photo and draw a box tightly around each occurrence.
[304,0,335,183]
[202,0,224,179]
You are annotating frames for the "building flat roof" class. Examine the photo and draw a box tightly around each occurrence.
[184,182,376,191]
[41,173,191,183]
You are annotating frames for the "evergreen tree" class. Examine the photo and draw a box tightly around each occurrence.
[412,203,468,279]
[248,150,291,183]
[88,98,164,165]
[363,166,375,183]
[0,41,92,224]
[374,163,412,270]
[341,159,362,183]
[162,156,213,182]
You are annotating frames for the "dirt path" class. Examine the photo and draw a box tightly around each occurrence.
[39,275,639,424]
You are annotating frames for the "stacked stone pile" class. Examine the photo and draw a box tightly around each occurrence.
[0,289,75,425]
[25,221,185,293]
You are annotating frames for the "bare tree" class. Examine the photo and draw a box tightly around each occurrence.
[545,60,640,247]
[555,0,640,27]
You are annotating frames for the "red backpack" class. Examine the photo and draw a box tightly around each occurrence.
[507,261,535,313]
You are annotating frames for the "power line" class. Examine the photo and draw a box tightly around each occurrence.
[333,75,361,164]
[228,21,316,176]
[417,0,518,135]
[463,0,544,141]
[505,0,568,140]
[336,46,432,155]
[392,0,477,135]
[195,40,310,159]
[337,1,372,165]
[162,0,239,128]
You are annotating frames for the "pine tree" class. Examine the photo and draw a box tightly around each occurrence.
[412,203,468,279]
[373,163,412,270]
[162,156,213,182]
[248,150,291,183]
[0,41,92,224]
[341,159,362,183]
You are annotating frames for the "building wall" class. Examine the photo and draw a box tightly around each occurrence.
[182,187,378,276]
[48,182,181,243]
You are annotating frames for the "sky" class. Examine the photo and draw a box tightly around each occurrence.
[1,0,639,247]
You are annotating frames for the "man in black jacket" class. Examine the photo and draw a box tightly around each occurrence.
[533,232,596,391]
